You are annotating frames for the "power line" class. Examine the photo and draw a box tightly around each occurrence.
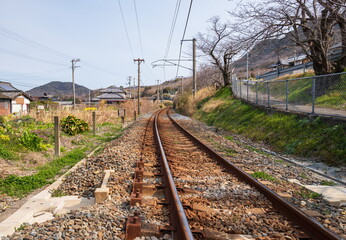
[82,62,127,77]
[164,0,182,59]
[118,0,135,59]
[0,47,69,67]
[0,26,127,78]
[133,0,144,58]
[0,26,72,60]
[176,0,194,78]
[0,68,69,80]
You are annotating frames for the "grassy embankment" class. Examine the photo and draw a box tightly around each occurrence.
[175,86,346,166]
[0,109,123,198]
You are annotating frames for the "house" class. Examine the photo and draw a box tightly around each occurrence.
[0,82,32,115]
[258,43,343,80]
[92,86,127,104]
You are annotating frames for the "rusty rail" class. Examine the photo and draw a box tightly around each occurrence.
[154,110,194,240]
[167,110,341,240]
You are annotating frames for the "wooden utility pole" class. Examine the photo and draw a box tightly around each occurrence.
[71,59,80,109]
[133,58,144,115]
[192,38,196,99]
[54,116,60,156]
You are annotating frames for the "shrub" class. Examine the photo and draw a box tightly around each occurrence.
[19,131,46,151]
[61,115,89,136]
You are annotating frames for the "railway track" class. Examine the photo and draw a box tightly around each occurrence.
[125,109,341,240]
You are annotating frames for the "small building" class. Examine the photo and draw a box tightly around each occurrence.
[92,86,127,104]
[0,93,11,116]
[0,82,32,115]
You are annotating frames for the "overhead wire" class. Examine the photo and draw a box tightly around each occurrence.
[117,0,135,59]
[1,26,128,78]
[133,0,144,58]
[0,26,72,60]
[0,47,69,67]
[164,0,181,59]
[176,0,194,78]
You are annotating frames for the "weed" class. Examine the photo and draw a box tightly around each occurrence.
[0,145,17,159]
[61,115,89,136]
[297,188,321,199]
[299,173,308,179]
[274,159,285,164]
[223,148,237,156]
[51,189,66,197]
[19,131,46,151]
[320,180,336,186]
[251,171,278,182]
[225,136,234,141]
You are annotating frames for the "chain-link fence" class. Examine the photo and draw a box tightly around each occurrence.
[232,72,346,118]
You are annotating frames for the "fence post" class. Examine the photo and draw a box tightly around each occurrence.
[256,82,258,104]
[240,80,242,99]
[134,111,137,121]
[54,116,60,156]
[247,80,249,101]
[267,82,270,107]
[312,77,316,114]
[92,111,96,136]
[285,80,289,111]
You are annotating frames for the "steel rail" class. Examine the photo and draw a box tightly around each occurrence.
[154,110,194,240]
[167,110,341,240]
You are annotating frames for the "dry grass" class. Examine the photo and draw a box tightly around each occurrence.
[28,99,159,125]
[174,86,217,116]
[202,99,226,113]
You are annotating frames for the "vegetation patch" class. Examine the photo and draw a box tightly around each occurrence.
[0,148,86,198]
[251,171,278,182]
[320,180,336,186]
[296,187,322,199]
[184,87,346,166]
[61,115,89,136]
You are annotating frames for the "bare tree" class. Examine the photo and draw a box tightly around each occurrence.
[197,16,245,87]
[231,0,346,75]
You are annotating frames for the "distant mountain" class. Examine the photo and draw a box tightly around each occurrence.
[27,81,90,98]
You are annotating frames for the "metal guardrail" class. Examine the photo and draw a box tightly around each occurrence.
[232,72,346,119]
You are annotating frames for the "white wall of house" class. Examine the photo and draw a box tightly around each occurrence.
[12,96,30,114]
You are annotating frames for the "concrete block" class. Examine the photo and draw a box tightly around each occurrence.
[95,187,110,203]
[304,185,346,207]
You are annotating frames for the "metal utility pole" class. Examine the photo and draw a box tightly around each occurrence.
[127,76,132,97]
[71,59,80,109]
[246,51,249,80]
[181,39,197,99]
[88,90,91,106]
[133,58,144,115]
[181,77,184,93]
[192,38,196,98]
[156,79,160,103]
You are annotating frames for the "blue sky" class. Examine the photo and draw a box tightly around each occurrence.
[0,0,237,91]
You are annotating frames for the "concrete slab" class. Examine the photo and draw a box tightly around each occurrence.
[304,185,346,207]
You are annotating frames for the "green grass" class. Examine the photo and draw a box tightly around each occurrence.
[0,148,86,198]
[193,87,346,166]
[222,148,237,156]
[51,189,67,197]
[297,187,322,199]
[251,171,278,182]
[0,144,17,160]
[320,180,336,186]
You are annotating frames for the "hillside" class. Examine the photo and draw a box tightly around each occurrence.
[27,81,90,98]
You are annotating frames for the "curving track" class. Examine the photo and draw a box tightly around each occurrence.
[125,109,341,240]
